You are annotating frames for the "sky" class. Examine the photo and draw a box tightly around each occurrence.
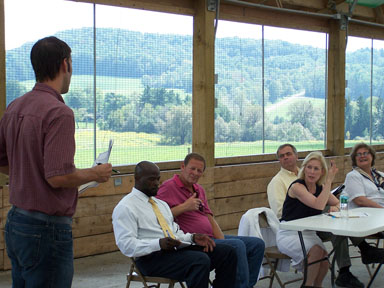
[4,0,384,51]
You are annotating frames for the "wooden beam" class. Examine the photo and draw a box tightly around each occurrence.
[327,19,346,156]
[375,6,384,24]
[192,0,215,167]
[348,22,384,40]
[220,2,330,33]
[283,0,325,10]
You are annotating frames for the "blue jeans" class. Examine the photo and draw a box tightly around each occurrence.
[214,235,265,288]
[5,207,74,288]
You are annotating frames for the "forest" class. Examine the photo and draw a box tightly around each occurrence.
[5,27,384,145]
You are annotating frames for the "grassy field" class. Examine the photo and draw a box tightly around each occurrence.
[265,95,325,118]
[74,129,381,168]
[20,77,381,168]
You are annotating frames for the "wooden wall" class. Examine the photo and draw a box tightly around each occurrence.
[1,153,383,270]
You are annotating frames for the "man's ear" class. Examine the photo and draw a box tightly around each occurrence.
[65,58,70,73]
[61,59,67,73]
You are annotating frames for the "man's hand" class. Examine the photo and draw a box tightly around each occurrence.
[193,233,215,252]
[92,163,112,183]
[183,193,203,211]
[159,237,181,250]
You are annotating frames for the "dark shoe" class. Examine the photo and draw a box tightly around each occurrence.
[335,271,364,288]
[361,245,384,264]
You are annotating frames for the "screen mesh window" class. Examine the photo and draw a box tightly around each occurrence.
[215,21,327,158]
[345,36,384,147]
[5,0,193,168]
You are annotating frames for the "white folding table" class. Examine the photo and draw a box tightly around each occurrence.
[280,207,384,288]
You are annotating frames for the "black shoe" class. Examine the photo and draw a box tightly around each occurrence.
[361,245,384,264]
[335,271,364,288]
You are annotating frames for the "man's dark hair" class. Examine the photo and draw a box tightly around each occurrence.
[276,143,298,158]
[30,36,71,82]
[350,142,376,167]
[184,153,206,171]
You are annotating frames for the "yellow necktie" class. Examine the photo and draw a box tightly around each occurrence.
[148,198,175,239]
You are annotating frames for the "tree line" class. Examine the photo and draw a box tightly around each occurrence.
[5,28,384,144]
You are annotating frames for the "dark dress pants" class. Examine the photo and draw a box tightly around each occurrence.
[136,243,237,288]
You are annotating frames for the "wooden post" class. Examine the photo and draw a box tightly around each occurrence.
[0,0,7,187]
[0,0,5,117]
[192,0,215,167]
[327,19,346,156]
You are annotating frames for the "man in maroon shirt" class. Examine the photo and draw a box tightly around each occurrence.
[0,36,112,288]
[157,153,265,288]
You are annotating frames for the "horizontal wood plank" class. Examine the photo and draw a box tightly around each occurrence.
[216,211,245,231]
[215,177,273,198]
[73,214,113,238]
[213,193,269,216]
[74,232,119,258]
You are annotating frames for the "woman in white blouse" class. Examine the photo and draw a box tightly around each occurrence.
[344,142,384,209]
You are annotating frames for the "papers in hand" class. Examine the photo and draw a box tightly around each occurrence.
[177,241,193,250]
[78,139,113,194]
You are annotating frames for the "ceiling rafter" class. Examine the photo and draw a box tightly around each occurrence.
[374,6,384,23]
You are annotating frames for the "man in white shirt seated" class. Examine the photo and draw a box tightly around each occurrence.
[112,161,237,288]
[267,144,364,288]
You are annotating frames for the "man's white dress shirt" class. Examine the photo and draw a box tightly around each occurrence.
[112,187,193,258]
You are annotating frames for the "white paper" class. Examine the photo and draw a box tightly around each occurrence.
[78,139,113,194]
[177,241,193,250]
[329,211,369,218]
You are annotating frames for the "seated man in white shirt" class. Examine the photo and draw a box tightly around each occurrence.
[267,144,364,288]
[112,161,237,288]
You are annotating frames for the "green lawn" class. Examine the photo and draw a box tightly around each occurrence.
[74,128,384,168]
[265,96,325,118]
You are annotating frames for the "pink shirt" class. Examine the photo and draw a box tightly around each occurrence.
[0,83,77,216]
[157,175,214,237]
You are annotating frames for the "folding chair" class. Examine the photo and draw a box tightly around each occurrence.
[126,257,186,288]
[258,212,303,288]
[349,233,384,278]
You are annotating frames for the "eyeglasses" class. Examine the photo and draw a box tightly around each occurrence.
[356,152,370,157]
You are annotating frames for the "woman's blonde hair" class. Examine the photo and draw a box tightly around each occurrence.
[298,151,328,185]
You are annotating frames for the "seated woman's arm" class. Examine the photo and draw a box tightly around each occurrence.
[290,183,330,210]
[353,196,383,208]
[327,193,339,207]
[291,161,338,210]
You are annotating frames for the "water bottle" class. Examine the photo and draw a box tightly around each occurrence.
[340,195,349,218]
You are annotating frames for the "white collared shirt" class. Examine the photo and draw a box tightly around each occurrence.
[345,169,384,209]
[112,187,193,258]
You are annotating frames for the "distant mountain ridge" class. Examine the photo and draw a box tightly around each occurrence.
[5,27,383,101]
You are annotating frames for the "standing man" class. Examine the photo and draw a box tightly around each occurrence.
[157,153,265,288]
[0,36,112,288]
[112,161,237,288]
[267,144,364,288]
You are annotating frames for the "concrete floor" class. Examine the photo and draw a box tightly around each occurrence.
[0,244,383,287]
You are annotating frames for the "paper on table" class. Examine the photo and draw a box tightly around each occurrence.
[329,211,369,218]
[78,139,114,194]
